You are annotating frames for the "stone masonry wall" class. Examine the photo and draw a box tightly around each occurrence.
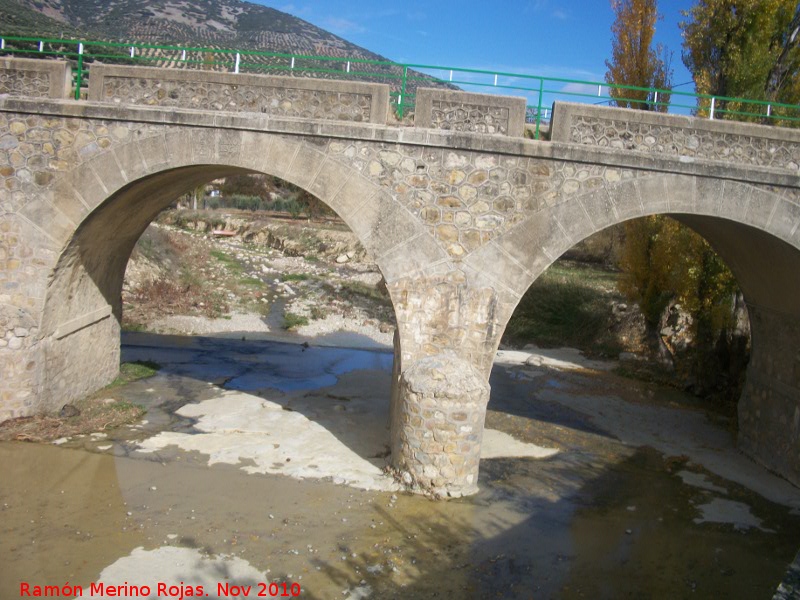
[415,88,526,137]
[391,353,490,497]
[738,304,800,486]
[88,65,390,124]
[0,58,72,100]
[552,102,800,171]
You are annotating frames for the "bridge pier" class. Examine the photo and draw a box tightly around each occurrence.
[386,271,509,496]
[390,353,490,497]
[738,305,800,486]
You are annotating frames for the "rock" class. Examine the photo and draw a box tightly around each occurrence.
[619,352,640,362]
[59,404,81,418]
[336,254,349,264]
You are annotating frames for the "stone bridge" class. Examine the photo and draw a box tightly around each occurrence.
[2,57,800,495]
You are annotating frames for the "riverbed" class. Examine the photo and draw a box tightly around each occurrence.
[2,332,799,599]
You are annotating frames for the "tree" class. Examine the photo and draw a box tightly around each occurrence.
[681,0,800,119]
[618,216,743,398]
[220,174,272,198]
[618,216,737,334]
[191,183,206,210]
[605,0,673,111]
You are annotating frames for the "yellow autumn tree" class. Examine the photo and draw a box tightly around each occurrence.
[618,216,738,334]
[607,1,746,401]
[605,0,673,111]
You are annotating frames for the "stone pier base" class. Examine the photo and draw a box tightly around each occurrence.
[391,353,490,497]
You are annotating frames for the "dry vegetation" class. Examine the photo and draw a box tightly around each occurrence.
[0,362,158,442]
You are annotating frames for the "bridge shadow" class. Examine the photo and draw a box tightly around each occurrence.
[300,446,800,599]
[114,332,799,597]
[120,330,397,482]
[119,331,623,487]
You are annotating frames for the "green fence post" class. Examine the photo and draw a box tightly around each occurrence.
[74,42,84,100]
[535,78,544,140]
[398,65,408,119]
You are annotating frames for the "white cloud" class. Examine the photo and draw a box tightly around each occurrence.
[323,17,367,35]
[560,82,607,96]
[278,3,311,16]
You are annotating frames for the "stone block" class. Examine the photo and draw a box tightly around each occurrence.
[87,64,391,124]
[636,176,669,214]
[745,187,779,230]
[768,198,800,242]
[717,181,752,222]
[50,181,89,225]
[113,140,149,183]
[578,187,617,230]
[662,174,695,213]
[464,241,530,297]
[18,198,74,245]
[605,179,642,221]
[262,136,300,180]
[378,232,450,283]
[89,148,127,192]
[550,198,595,245]
[495,212,566,270]
[289,144,327,190]
[415,88,527,137]
[0,58,72,99]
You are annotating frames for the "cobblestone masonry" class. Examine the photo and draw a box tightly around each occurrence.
[415,88,527,137]
[552,101,800,170]
[0,58,72,100]
[392,353,489,497]
[88,65,391,124]
[2,60,800,493]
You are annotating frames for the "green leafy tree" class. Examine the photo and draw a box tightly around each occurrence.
[220,174,272,198]
[680,0,800,119]
[605,0,673,111]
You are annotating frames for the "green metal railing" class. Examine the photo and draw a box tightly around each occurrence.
[2,34,799,139]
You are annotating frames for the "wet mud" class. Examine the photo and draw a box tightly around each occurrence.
[2,333,799,599]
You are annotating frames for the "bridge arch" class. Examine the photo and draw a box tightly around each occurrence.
[477,172,800,485]
[32,127,443,410]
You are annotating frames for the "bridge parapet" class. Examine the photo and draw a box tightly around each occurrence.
[0,57,72,100]
[86,64,391,125]
[414,88,526,137]
[551,101,800,173]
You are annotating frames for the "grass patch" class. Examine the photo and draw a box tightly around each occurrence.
[280,273,310,282]
[210,249,243,275]
[310,306,328,320]
[108,361,161,388]
[239,276,265,287]
[503,261,623,358]
[283,312,309,329]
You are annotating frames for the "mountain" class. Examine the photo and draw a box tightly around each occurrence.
[1,0,398,64]
[0,0,454,97]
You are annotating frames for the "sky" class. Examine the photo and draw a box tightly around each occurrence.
[255,0,698,108]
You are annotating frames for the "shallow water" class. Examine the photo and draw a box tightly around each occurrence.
[2,333,799,599]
